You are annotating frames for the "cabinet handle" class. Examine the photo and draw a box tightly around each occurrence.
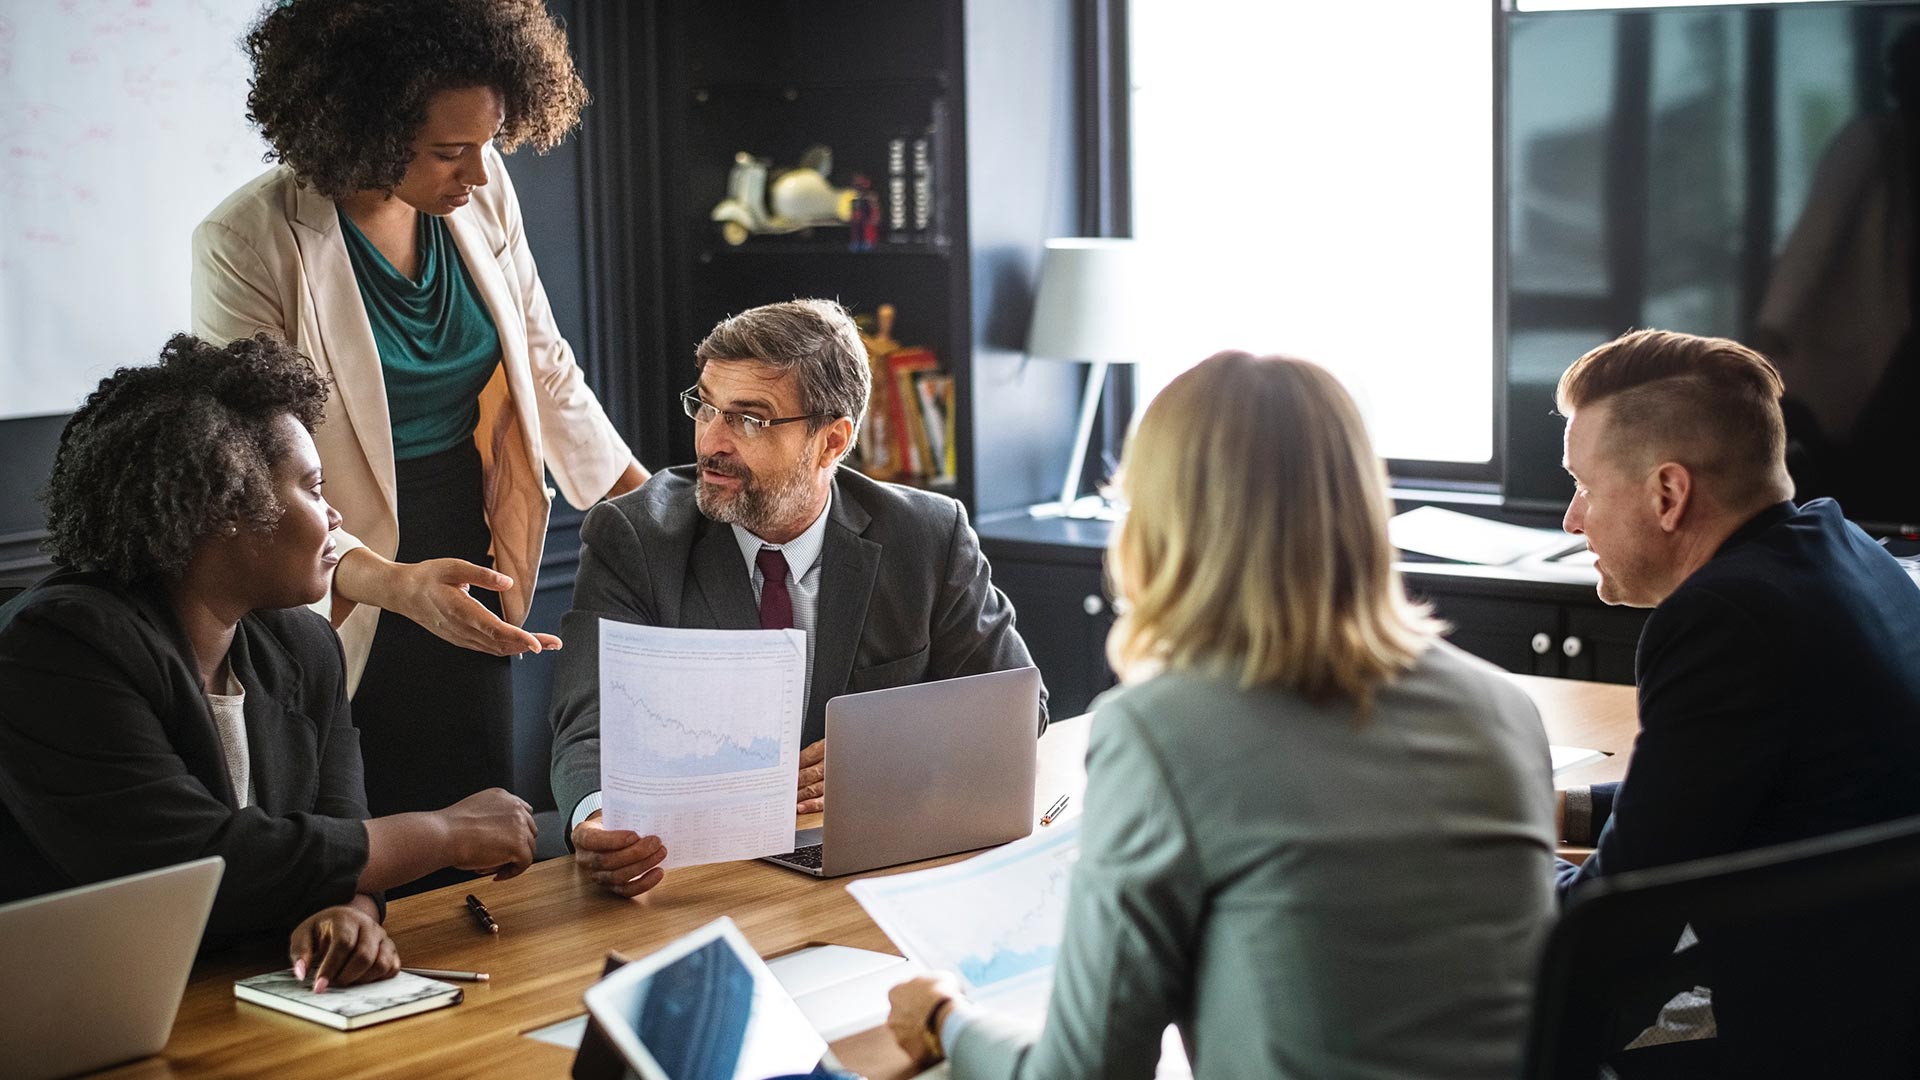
[1562,635,1584,658]
[1083,595,1106,617]
[1530,632,1552,655]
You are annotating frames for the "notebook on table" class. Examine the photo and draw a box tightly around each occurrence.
[234,969,462,1030]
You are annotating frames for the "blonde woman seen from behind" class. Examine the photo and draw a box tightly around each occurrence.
[887,352,1558,1079]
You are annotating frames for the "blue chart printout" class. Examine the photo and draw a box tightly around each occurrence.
[599,621,807,869]
[847,819,1081,1017]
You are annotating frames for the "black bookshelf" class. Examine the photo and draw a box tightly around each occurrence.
[640,0,1083,513]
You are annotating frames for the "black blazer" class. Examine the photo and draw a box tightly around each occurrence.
[0,568,372,936]
[547,466,1047,821]
[1558,500,1920,1073]
[1561,500,1920,892]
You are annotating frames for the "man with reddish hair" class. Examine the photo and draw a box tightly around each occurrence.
[1554,328,1920,1073]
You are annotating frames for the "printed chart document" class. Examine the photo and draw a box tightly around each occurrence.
[849,822,1193,1077]
[599,621,807,869]
[848,819,1080,1017]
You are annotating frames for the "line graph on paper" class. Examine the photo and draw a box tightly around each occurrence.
[848,819,1082,1013]
[605,672,789,778]
[951,850,1073,987]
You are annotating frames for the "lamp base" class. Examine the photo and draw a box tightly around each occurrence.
[1028,495,1125,522]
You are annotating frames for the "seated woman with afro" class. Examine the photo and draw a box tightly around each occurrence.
[0,333,538,989]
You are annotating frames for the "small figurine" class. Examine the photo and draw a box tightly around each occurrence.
[710,145,857,246]
[847,174,880,252]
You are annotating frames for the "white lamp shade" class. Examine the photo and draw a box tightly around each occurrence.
[1026,238,1151,364]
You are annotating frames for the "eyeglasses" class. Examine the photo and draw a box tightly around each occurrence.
[680,386,833,440]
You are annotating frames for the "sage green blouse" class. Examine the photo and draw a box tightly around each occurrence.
[338,207,501,461]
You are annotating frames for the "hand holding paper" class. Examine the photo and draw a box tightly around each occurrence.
[599,621,808,868]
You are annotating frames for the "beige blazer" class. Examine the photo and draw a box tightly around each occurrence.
[191,147,633,693]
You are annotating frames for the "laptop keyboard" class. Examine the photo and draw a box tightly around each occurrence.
[770,844,824,870]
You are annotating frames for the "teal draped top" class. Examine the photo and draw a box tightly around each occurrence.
[338,207,502,461]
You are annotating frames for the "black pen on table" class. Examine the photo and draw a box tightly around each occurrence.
[1041,794,1070,826]
[466,893,499,934]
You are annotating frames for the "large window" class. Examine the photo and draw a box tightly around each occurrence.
[1129,0,1496,470]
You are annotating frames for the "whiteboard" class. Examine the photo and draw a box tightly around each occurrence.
[0,0,270,419]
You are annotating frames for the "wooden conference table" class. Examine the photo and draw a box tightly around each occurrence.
[97,674,1637,1080]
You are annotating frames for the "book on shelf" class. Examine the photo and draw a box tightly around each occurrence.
[885,135,910,242]
[233,969,462,1031]
[852,305,953,486]
[912,370,956,483]
[910,132,932,235]
[886,347,941,480]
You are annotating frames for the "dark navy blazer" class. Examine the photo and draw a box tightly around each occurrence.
[1556,499,1920,1073]
[1560,499,1920,894]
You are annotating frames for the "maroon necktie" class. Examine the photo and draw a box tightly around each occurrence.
[757,547,793,630]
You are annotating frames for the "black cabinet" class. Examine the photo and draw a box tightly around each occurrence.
[979,516,1118,719]
[1404,566,1648,684]
[980,517,1654,720]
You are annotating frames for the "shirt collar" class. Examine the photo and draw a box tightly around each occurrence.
[1713,500,1798,561]
[731,489,832,582]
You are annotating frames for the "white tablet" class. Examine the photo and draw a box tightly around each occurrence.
[582,916,843,1080]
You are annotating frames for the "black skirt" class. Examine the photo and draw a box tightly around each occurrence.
[350,439,514,820]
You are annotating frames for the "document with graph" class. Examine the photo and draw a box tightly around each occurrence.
[598,621,808,869]
[847,818,1081,1016]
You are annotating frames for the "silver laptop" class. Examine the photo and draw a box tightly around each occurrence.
[764,666,1041,877]
[0,856,224,1080]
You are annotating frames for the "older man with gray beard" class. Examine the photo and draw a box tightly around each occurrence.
[547,299,1046,898]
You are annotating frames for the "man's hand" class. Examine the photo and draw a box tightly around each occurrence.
[435,788,538,880]
[289,901,398,994]
[572,811,668,898]
[797,739,826,815]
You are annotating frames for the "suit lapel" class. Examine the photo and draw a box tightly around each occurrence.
[131,588,240,809]
[807,482,879,741]
[688,519,761,629]
[290,183,396,521]
[227,618,319,815]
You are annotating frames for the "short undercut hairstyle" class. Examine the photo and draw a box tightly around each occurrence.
[1556,328,1793,512]
[694,299,872,445]
[43,333,330,586]
[245,0,588,199]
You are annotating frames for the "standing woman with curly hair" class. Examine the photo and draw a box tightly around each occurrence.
[192,0,649,838]
[0,334,537,989]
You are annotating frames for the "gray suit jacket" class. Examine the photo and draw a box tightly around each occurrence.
[548,466,1046,821]
[949,641,1556,1080]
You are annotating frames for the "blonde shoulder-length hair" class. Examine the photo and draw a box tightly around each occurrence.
[1106,351,1441,708]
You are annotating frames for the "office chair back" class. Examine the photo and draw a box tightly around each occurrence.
[1524,813,1920,1079]
[0,579,36,623]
